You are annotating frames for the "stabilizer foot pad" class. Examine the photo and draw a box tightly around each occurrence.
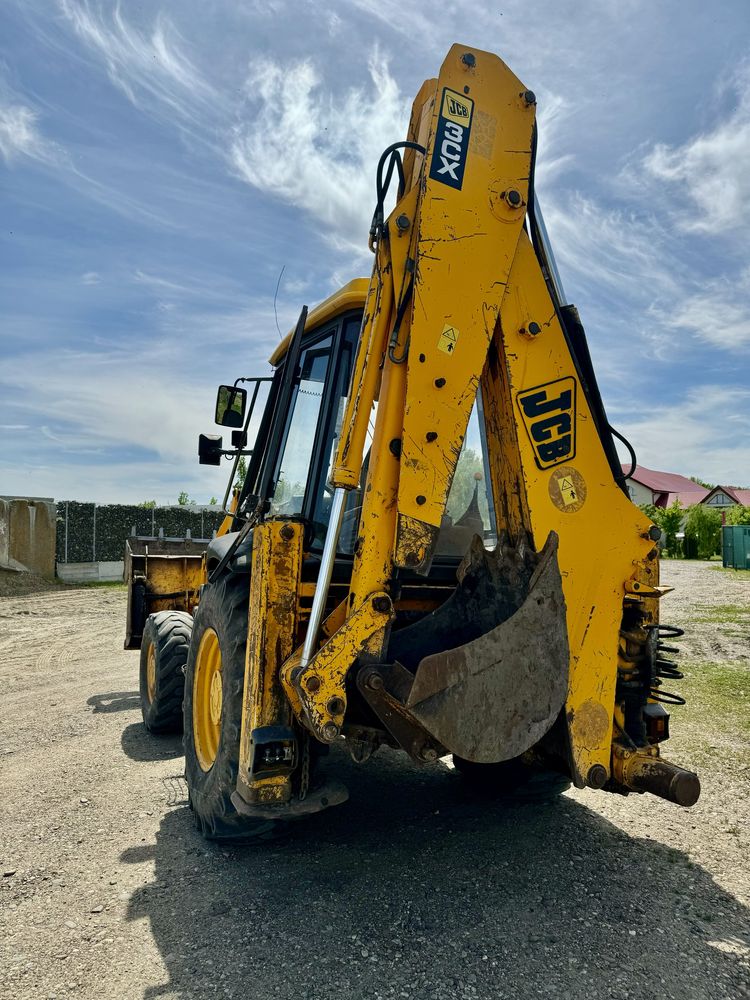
[230,780,349,819]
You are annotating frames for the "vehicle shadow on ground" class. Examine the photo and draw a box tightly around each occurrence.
[87,690,140,714]
[121,722,183,762]
[124,749,749,1000]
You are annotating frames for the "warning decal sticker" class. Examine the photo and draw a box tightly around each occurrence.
[437,324,459,354]
[548,466,587,514]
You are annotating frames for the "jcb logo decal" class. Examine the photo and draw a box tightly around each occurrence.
[446,95,470,119]
[517,377,577,470]
[429,88,474,190]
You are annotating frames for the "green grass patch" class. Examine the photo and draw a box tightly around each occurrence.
[671,663,748,769]
[709,564,750,578]
[692,603,749,624]
[679,660,750,739]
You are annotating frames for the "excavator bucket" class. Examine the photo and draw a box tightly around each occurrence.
[387,533,569,763]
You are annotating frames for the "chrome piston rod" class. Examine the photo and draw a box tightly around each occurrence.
[299,485,348,668]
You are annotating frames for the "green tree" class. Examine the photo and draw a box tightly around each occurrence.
[725,504,750,525]
[208,496,218,506]
[690,476,715,490]
[139,499,156,509]
[638,502,661,523]
[684,503,722,559]
[177,491,193,506]
[234,455,248,490]
[640,499,683,557]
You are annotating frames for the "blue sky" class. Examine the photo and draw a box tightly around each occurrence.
[1,0,749,504]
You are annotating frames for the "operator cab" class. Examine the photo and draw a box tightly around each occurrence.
[202,279,497,573]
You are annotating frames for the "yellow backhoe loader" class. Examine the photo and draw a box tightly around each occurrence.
[128,44,700,839]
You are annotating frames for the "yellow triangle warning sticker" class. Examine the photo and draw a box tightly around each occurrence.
[558,477,578,505]
[437,324,459,354]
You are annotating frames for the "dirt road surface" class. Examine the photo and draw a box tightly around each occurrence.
[1,562,748,1000]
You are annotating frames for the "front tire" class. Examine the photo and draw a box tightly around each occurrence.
[183,574,276,841]
[139,611,192,734]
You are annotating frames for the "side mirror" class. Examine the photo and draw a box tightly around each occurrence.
[199,433,223,466]
[215,385,247,428]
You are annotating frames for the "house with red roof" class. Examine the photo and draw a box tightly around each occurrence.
[701,485,750,511]
[621,465,709,508]
[622,466,750,512]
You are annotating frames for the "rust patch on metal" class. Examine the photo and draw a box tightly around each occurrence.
[394,513,440,573]
[568,697,609,753]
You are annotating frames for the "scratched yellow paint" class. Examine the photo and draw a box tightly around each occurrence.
[494,232,656,784]
[395,44,536,569]
[236,519,303,806]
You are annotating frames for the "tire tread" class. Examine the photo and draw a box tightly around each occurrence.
[139,611,191,735]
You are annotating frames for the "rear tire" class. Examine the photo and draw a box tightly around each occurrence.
[183,574,277,842]
[452,754,570,801]
[139,611,192,734]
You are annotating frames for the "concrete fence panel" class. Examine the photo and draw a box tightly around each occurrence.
[54,502,226,581]
[0,499,56,579]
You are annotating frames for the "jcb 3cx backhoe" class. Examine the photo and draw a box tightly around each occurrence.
[128,44,700,839]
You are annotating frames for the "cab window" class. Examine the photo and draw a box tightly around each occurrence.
[269,335,332,516]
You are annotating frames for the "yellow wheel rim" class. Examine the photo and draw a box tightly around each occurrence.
[146,643,156,703]
[193,628,223,772]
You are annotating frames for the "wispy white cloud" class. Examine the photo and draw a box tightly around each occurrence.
[0,327,275,502]
[542,189,750,373]
[618,384,750,483]
[58,0,220,130]
[0,67,183,228]
[643,64,750,234]
[4,0,749,504]
[542,192,680,298]
[0,286,285,482]
[533,92,575,186]
[1,345,210,457]
[230,48,409,253]
[0,102,43,162]
[0,92,58,164]
[133,269,194,295]
[651,269,750,351]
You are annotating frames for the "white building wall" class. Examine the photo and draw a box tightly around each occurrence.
[626,480,654,505]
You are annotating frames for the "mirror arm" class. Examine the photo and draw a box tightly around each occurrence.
[219,378,268,516]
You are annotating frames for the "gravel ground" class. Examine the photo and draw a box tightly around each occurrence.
[0,561,748,1000]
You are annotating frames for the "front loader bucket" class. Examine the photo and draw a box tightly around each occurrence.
[124,536,207,649]
[387,532,569,763]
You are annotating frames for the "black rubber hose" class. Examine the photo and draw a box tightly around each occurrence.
[370,141,426,246]
[609,424,637,480]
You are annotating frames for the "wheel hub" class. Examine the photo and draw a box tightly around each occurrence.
[209,670,223,726]
[193,628,223,772]
[146,643,156,702]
